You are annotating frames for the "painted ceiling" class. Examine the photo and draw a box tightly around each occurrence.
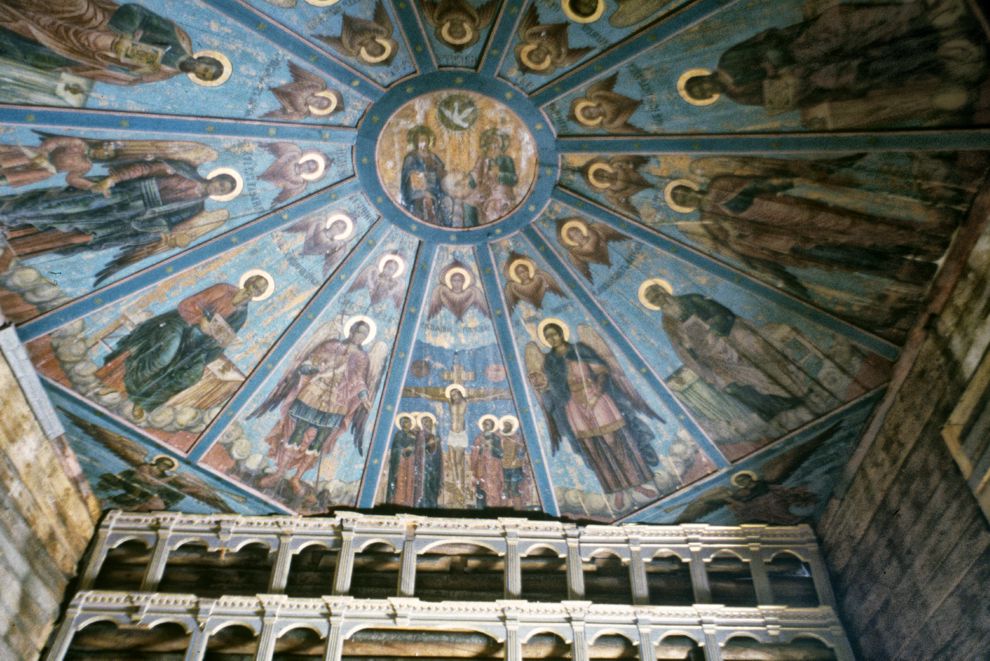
[2,0,988,525]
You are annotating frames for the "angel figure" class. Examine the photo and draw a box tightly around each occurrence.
[0,132,217,190]
[260,143,330,206]
[569,75,643,134]
[317,1,398,66]
[428,262,489,320]
[581,155,652,217]
[514,4,592,75]
[556,217,628,281]
[401,381,509,508]
[673,423,839,524]
[62,410,235,512]
[349,252,407,309]
[503,252,564,312]
[421,0,497,52]
[526,320,662,508]
[264,62,343,121]
[251,316,388,496]
[286,212,355,276]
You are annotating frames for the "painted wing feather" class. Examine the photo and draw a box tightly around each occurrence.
[577,324,662,421]
[760,422,840,484]
[61,409,149,466]
[168,472,236,512]
[475,0,499,27]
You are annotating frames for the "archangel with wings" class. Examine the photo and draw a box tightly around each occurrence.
[514,4,592,75]
[260,143,330,206]
[62,410,236,512]
[570,74,644,134]
[251,316,388,497]
[581,155,653,217]
[317,1,398,66]
[555,217,629,281]
[503,252,564,313]
[286,212,356,276]
[421,0,497,52]
[264,62,343,121]
[349,252,408,309]
[526,320,663,508]
[428,261,489,320]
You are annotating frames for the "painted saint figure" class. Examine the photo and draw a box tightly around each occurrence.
[0,1,228,87]
[386,414,419,506]
[463,129,518,224]
[641,280,846,422]
[469,415,504,508]
[0,160,238,265]
[96,272,272,419]
[527,321,661,507]
[400,125,447,225]
[503,253,564,313]
[427,263,489,320]
[499,416,528,509]
[679,1,987,128]
[349,253,407,309]
[417,413,443,508]
[253,318,386,495]
[570,74,643,134]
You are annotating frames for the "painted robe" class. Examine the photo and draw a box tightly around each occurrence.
[0,1,200,86]
[400,149,446,225]
[387,427,418,506]
[97,283,248,411]
[542,342,654,493]
[0,160,214,261]
[469,430,504,507]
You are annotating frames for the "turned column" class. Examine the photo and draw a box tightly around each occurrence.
[627,536,649,605]
[323,615,345,661]
[504,530,521,599]
[688,545,711,604]
[747,547,774,606]
[141,517,179,591]
[398,523,417,597]
[43,607,80,661]
[332,523,357,596]
[268,534,295,593]
[565,529,585,599]
[636,620,657,661]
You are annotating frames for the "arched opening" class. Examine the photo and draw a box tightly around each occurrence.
[204,623,259,659]
[645,552,693,606]
[706,552,757,606]
[655,635,704,661]
[766,552,819,607]
[351,541,401,599]
[66,620,190,659]
[342,628,504,661]
[273,625,326,660]
[91,538,151,591]
[415,543,504,601]
[588,633,637,661]
[721,635,837,660]
[523,632,571,661]
[285,543,339,598]
[583,551,633,605]
[158,541,274,597]
[520,546,569,602]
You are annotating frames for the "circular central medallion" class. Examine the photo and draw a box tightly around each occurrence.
[375,90,538,230]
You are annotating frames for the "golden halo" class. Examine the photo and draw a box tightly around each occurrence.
[731,470,759,488]
[324,212,354,240]
[507,257,536,284]
[298,152,327,182]
[308,89,340,116]
[664,179,701,214]
[677,68,720,106]
[377,254,406,278]
[499,415,520,434]
[305,0,340,6]
[188,50,232,87]
[207,167,243,202]
[343,315,377,345]
[441,21,475,46]
[445,383,467,401]
[150,454,178,470]
[239,269,276,301]
[560,219,590,247]
[586,162,615,189]
[444,266,473,290]
[417,412,437,428]
[478,414,500,431]
[573,99,604,127]
[395,412,416,430]
[638,278,673,310]
[520,43,552,71]
[360,37,394,64]
[562,0,606,24]
[538,318,571,347]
